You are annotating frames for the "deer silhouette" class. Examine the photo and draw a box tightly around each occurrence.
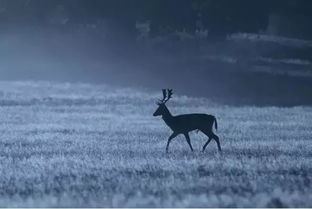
[153,89,221,153]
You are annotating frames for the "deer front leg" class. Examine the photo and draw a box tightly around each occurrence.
[166,132,178,153]
[184,133,194,151]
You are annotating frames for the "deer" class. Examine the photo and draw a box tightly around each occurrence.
[153,89,221,153]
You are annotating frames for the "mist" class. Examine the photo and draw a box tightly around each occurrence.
[1,0,312,106]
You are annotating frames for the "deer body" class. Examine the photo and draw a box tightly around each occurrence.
[154,89,221,152]
[160,107,216,133]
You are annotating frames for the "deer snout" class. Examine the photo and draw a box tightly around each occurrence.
[153,109,160,116]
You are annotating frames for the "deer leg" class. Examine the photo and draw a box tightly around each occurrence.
[202,138,212,152]
[184,133,194,152]
[166,132,178,153]
[213,134,222,152]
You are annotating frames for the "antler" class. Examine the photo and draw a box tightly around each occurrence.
[157,89,167,104]
[157,89,173,104]
[166,89,173,102]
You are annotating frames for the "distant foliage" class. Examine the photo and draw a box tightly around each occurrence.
[1,0,311,38]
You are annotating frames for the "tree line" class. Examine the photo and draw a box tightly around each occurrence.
[1,0,311,38]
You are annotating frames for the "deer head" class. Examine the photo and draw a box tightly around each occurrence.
[153,89,173,117]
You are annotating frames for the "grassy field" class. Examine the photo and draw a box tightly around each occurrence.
[0,81,311,207]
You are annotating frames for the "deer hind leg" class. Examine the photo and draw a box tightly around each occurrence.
[202,138,212,152]
[166,132,178,153]
[212,133,222,152]
[201,130,221,152]
[184,133,194,151]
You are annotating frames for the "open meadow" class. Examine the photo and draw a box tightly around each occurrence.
[0,81,312,207]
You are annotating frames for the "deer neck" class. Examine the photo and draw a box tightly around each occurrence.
[162,106,173,124]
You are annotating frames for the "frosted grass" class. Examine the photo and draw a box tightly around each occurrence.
[0,81,311,207]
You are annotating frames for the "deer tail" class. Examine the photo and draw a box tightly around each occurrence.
[214,116,218,131]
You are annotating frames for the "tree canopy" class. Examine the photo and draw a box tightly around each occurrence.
[1,0,311,37]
